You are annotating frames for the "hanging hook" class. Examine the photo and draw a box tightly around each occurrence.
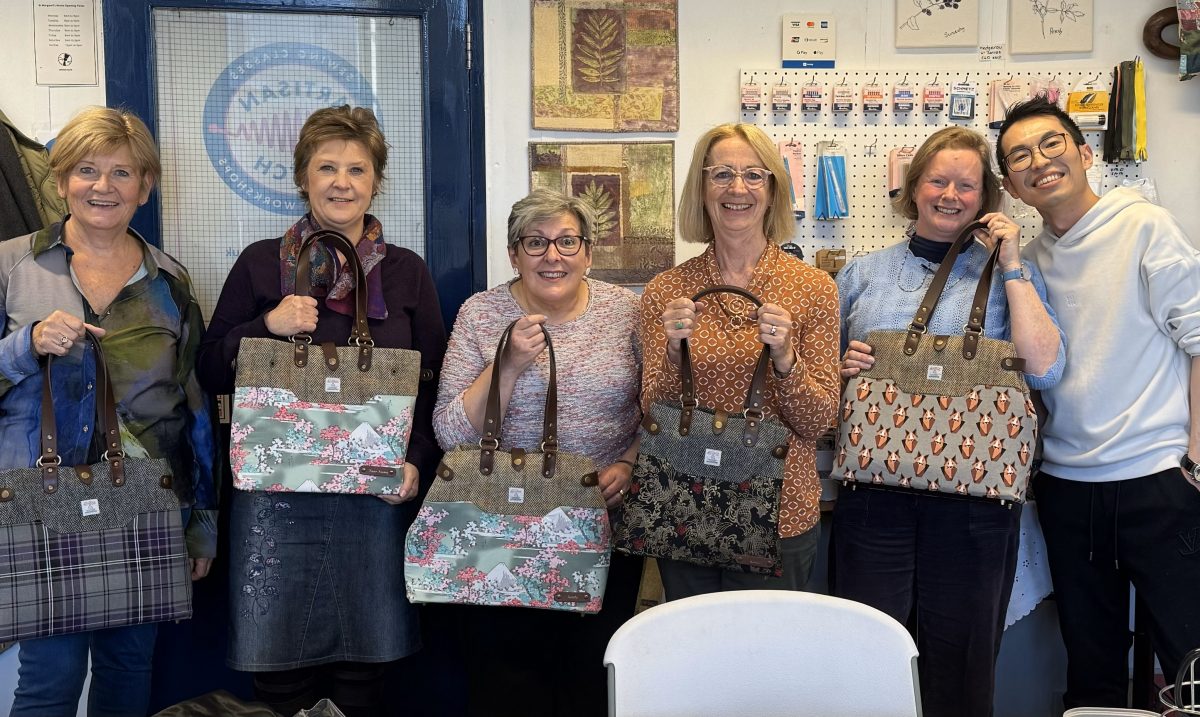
[810,73,818,85]
[1050,73,1059,82]
[901,73,909,85]
[1007,74,1014,82]
[1085,72,1101,84]
[865,137,878,156]
[870,74,878,85]
[932,73,939,85]
[837,74,848,85]
[961,72,969,83]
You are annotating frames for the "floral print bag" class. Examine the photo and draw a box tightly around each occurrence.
[404,320,611,612]
[613,286,789,576]
[230,230,422,495]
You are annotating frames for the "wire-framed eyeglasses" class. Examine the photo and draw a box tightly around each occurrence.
[1003,132,1070,173]
[514,235,590,256]
[703,165,773,188]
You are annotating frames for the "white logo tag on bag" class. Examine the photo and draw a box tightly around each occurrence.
[508,487,525,503]
[325,377,342,393]
[80,499,100,517]
[926,365,944,380]
[704,448,723,466]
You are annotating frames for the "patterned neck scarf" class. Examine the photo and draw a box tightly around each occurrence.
[279,213,388,320]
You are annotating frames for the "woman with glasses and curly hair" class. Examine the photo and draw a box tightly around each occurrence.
[431,188,643,716]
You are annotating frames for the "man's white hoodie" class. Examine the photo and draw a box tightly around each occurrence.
[1024,187,1200,481]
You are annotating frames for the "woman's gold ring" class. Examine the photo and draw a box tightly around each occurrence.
[619,488,628,497]
[59,335,68,346]
[674,320,685,330]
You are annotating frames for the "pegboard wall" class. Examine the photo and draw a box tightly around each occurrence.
[739,68,1143,259]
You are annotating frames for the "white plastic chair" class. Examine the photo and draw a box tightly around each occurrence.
[603,589,921,717]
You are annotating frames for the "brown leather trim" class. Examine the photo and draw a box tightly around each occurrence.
[0,487,12,502]
[510,448,526,471]
[437,461,455,481]
[358,345,372,372]
[42,466,58,494]
[580,471,599,487]
[294,230,373,348]
[772,444,789,459]
[294,341,308,367]
[554,591,591,604]
[1001,357,1027,372]
[359,465,396,477]
[542,450,558,479]
[742,412,762,447]
[320,342,339,370]
[160,474,174,489]
[642,413,661,435]
[933,335,949,352]
[906,221,987,354]
[77,467,93,486]
[712,409,729,435]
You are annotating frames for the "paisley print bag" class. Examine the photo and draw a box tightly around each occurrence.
[836,222,1037,504]
[404,320,611,612]
[231,230,421,495]
[613,286,789,576]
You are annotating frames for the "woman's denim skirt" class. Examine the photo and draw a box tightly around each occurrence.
[227,490,421,671]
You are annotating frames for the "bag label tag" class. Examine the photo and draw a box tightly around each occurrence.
[508,487,525,503]
[704,448,723,466]
[926,365,944,380]
[81,499,100,517]
[325,377,342,393]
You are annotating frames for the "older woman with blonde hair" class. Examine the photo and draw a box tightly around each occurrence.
[639,122,842,598]
[0,106,216,716]
[833,125,1065,717]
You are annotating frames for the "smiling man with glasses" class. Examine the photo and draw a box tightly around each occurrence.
[997,96,1200,712]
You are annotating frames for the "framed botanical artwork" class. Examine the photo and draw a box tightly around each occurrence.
[531,0,679,132]
[529,141,675,285]
[1009,0,1092,54]
[896,0,979,48]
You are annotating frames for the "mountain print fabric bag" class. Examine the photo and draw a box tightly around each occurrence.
[231,230,421,494]
[404,320,611,613]
[836,222,1038,504]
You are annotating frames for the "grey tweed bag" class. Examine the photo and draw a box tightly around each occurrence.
[0,332,191,642]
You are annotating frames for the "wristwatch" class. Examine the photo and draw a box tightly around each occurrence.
[1183,453,1200,481]
[999,265,1029,283]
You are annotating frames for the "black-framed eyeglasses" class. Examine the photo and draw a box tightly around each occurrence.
[703,165,773,188]
[1003,132,1070,173]
[514,235,590,256]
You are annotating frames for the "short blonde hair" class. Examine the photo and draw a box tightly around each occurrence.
[678,123,794,244]
[894,126,1001,221]
[293,105,388,203]
[49,107,161,189]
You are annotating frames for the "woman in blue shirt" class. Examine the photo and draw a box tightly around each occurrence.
[833,126,1064,717]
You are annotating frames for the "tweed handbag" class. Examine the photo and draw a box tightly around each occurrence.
[0,332,191,642]
[231,230,422,494]
[404,320,611,613]
[836,222,1038,504]
[613,285,790,576]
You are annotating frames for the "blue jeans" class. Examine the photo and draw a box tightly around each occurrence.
[12,622,159,717]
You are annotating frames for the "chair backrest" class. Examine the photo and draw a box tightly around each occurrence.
[603,590,921,717]
[1062,709,1160,716]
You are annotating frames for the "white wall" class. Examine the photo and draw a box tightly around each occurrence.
[2,1,1196,287]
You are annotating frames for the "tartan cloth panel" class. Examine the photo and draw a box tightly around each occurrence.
[0,510,191,641]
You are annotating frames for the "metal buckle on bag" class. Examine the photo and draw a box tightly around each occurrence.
[35,454,62,468]
[289,334,313,344]
[101,449,125,462]
[478,437,500,451]
[351,337,375,348]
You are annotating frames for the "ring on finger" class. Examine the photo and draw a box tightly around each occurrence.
[59,335,68,346]
[769,324,778,336]
[674,320,685,330]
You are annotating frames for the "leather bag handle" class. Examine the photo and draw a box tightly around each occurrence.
[293,229,374,371]
[479,319,560,478]
[39,330,125,493]
[903,221,1003,360]
[678,284,773,447]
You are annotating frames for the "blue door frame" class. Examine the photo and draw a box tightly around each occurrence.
[102,0,485,326]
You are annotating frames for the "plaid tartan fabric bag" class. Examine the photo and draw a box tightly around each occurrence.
[836,222,1038,504]
[231,230,422,495]
[0,332,191,642]
[404,320,611,613]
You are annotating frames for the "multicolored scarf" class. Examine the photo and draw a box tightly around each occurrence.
[279,213,388,320]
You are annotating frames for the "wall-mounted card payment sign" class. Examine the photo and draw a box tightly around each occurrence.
[782,15,836,68]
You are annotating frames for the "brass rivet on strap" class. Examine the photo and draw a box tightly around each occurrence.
[513,457,524,466]
[714,420,724,429]
[327,358,336,366]
[79,470,91,481]
[0,488,10,501]
[650,423,658,431]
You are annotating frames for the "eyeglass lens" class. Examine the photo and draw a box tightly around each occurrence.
[1006,133,1069,171]
[519,235,586,256]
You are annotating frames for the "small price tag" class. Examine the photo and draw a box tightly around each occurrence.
[704,448,723,467]
[81,498,100,517]
[507,487,525,503]
[926,365,945,381]
[893,84,915,112]
[325,377,341,393]
[923,84,945,113]
[800,84,823,112]
[740,83,762,112]
[832,84,854,113]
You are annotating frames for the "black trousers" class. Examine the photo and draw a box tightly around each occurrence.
[832,486,1021,717]
[1035,468,1200,710]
